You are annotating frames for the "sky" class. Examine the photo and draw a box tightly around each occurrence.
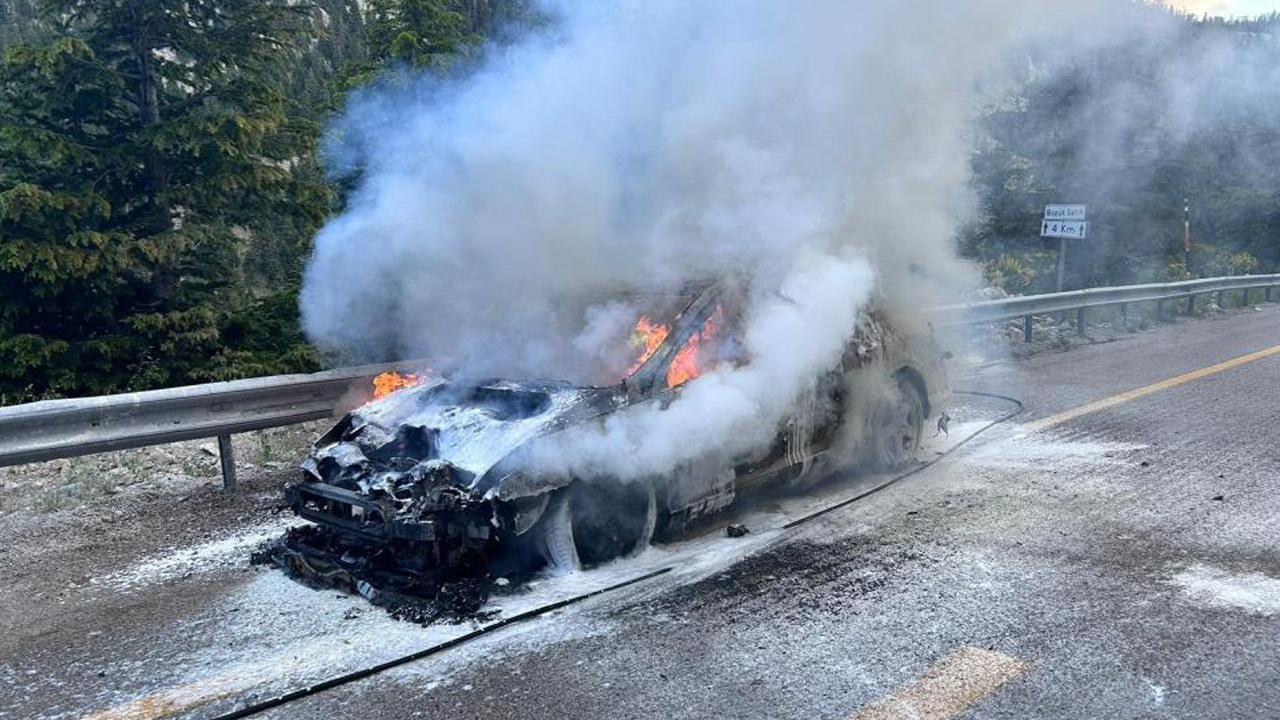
[1167,0,1280,16]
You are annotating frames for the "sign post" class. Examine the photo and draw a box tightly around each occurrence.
[1042,204,1088,293]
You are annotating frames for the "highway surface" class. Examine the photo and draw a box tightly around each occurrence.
[3,305,1279,720]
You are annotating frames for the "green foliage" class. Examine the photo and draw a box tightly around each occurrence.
[983,255,1038,296]
[1189,244,1260,278]
[0,0,543,405]
[0,0,329,403]
[0,1,47,52]
[333,0,479,91]
[288,1,540,134]
[288,0,371,116]
[371,0,473,62]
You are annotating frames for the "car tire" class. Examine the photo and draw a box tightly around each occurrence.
[540,482,657,574]
[869,376,925,472]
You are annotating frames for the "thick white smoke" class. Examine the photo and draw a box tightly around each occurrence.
[302,0,1104,480]
[527,249,875,481]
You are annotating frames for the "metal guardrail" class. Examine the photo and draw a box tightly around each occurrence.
[0,362,416,487]
[1,274,1278,489]
[932,273,1280,342]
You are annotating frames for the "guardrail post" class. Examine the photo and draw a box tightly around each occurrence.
[1216,290,1224,309]
[1242,289,1250,307]
[217,433,237,491]
[1120,302,1128,325]
[1023,315,1033,343]
[1076,307,1086,336]
[1157,298,1164,319]
[1187,294,1195,315]
[1268,287,1274,302]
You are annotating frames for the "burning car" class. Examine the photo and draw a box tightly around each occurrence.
[280,278,948,602]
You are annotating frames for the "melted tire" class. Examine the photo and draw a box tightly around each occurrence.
[539,482,657,572]
[541,491,581,574]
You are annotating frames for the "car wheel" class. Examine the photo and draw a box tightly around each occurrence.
[540,481,657,574]
[869,376,924,472]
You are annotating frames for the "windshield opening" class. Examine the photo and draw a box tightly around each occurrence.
[570,290,701,386]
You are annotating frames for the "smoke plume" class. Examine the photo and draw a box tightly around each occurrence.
[302,0,1103,480]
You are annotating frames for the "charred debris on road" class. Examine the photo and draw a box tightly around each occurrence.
[253,524,516,625]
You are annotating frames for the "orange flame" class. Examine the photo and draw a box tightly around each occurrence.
[667,306,723,388]
[372,371,426,400]
[627,316,670,376]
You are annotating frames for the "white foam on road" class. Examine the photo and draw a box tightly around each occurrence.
[1171,564,1280,617]
[961,427,1146,471]
[64,490,800,717]
[94,515,303,591]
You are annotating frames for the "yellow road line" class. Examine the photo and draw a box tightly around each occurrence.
[848,647,1029,720]
[1026,343,1280,432]
[76,656,276,720]
[77,681,239,720]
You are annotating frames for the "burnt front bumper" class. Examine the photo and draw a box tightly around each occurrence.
[286,479,497,569]
[287,481,441,542]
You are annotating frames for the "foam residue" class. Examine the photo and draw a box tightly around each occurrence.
[1171,563,1280,616]
[95,515,304,591]
[962,428,1147,471]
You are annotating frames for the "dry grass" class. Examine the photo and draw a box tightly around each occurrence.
[0,422,324,517]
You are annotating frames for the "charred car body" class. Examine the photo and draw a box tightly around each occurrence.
[281,278,949,600]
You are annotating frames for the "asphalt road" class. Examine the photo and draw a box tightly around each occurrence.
[4,304,1279,720]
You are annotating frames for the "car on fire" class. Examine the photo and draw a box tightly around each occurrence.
[281,278,949,602]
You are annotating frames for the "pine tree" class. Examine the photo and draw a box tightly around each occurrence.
[333,0,478,89]
[368,0,474,67]
[0,0,329,402]
[0,1,46,52]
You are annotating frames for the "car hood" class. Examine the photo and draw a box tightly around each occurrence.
[303,377,625,496]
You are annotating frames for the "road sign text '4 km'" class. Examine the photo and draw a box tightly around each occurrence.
[1043,205,1088,240]
[1044,204,1087,292]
